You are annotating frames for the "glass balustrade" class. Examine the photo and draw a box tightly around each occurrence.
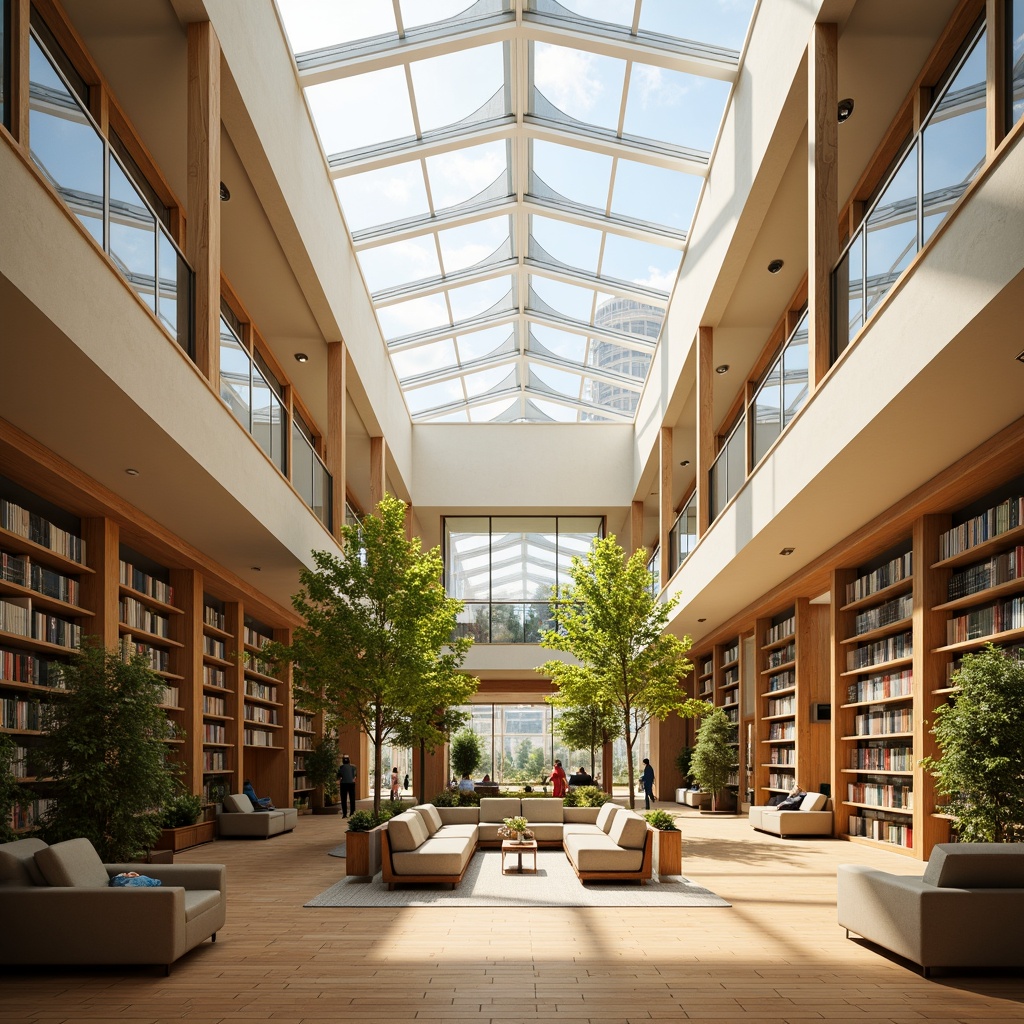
[453,602,555,643]
[751,312,810,468]
[27,31,194,357]
[668,492,698,577]
[1013,0,1024,129]
[647,547,660,597]
[709,412,746,522]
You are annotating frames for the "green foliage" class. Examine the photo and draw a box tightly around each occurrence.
[346,806,394,832]
[675,745,695,782]
[540,534,704,808]
[450,729,483,779]
[922,644,1024,842]
[161,792,203,829]
[0,732,31,844]
[556,702,620,777]
[643,809,679,831]
[432,788,481,807]
[306,738,340,803]
[562,786,612,807]
[35,644,178,860]
[268,494,478,816]
[690,707,735,811]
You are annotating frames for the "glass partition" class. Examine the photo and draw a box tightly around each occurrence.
[647,546,660,597]
[291,419,332,530]
[709,413,746,522]
[668,492,698,577]
[27,30,194,357]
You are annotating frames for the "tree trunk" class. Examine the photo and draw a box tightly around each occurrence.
[624,722,636,809]
[372,708,383,818]
[418,740,426,806]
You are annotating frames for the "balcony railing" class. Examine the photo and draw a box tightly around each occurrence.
[293,425,333,531]
[27,31,194,358]
[709,410,747,522]
[668,491,698,578]
[453,601,556,644]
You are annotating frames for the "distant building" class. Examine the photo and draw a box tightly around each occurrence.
[589,298,664,415]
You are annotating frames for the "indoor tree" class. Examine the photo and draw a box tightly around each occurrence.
[922,644,1024,842]
[449,728,483,781]
[555,700,621,782]
[540,534,707,809]
[0,732,31,844]
[690,706,736,812]
[269,494,475,816]
[35,643,178,860]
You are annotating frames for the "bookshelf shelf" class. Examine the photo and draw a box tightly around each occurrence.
[843,801,913,814]
[840,577,913,613]
[933,575,1024,612]
[839,655,913,678]
[841,693,913,709]
[931,519,1024,570]
[933,625,1024,655]
[840,616,913,646]
[842,768,914,776]
[760,659,796,675]
[0,525,93,574]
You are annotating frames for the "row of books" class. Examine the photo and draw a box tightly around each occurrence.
[948,547,1024,601]
[34,610,80,649]
[118,559,173,605]
[767,696,795,717]
[946,595,1024,644]
[849,744,913,771]
[1,554,80,606]
[244,680,278,703]
[853,706,913,736]
[292,774,310,790]
[768,771,795,789]
[764,615,795,646]
[938,495,1024,561]
[244,704,279,725]
[244,624,273,649]
[724,706,739,723]
[10,744,29,777]
[203,665,226,689]
[203,604,225,630]
[204,636,227,660]
[244,652,277,677]
[9,797,55,832]
[156,683,179,707]
[847,631,912,671]
[721,642,740,664]
[0,499,85,564]
[768,722,795,740]
[853,592,913,636]
[243,726,276,746]
[700,657,713,676]
[1,697,43,730]
[847,781,913,809]
[0,598,30,637]
[202,749,228,771]
[846,668,913,704]
[293,754,306,772]
[846,551,912,605]
[766,748,795,765]
[722,667,739,687]
[765,642,795,668]
[119,596,170,638]
[124,639,169,673]
[0,647,61,687]
[203,695,227,716]
[294,734,314,751]
[765,669,794,692]
[203,723,227,743]
[294,714,314,732]
[848,813,912,847]
[202,779,228,804]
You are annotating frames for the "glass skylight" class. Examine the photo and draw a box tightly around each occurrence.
[279,0,755,422]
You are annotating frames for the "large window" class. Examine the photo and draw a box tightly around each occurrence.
[445,516,602,642]
[1,0,9,132]
[1011,0,1024,130]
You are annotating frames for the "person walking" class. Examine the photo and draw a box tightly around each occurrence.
[336,754,357,818]
[640,757,656,810]
[549,759,567,798]
[390,766,400,802]
[403,772,410,792]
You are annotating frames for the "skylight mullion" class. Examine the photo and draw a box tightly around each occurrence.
[511,34,530,373]
[525,259,667,305]
[630,0,642,37]
[373,258,517,306]
[525,311,655,352]
[522,196,685,247]
[352,196,517,250]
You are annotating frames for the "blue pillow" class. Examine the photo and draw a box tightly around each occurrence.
[109,873,162,887]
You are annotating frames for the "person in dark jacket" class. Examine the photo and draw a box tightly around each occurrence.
[336,754,357,818]
[640,758,656,810]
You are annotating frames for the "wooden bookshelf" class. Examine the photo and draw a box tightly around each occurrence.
[717,638,742,800]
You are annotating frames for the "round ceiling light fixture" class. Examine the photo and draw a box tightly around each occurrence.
[125,468,140,477]
[679,459,690,467]
[294,352,309,363]
[767,258,785,274]
[837,97,855,123]
[219,182,231,201]
[715,364,730,374]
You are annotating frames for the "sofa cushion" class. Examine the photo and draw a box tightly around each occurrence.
[388,811,429,852]
[922,844,1024,889]
[608,811,648,850]
[527,823,564,842]
[391,836,474,876]
[479,797,521,823]
[411,804,443,835]
[521,798,564,823]
[800,792,827,812]
[564,833,644,873]
[184,889,223,921]
[596,802,622,833]
[223,793,254,813]
[34,838,109,888]
[0,837,48,886]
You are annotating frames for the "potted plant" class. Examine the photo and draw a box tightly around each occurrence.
[345,807,395,877]
[154,791,215,853]
[449,728,482,782]
[306,738,341,814]
[643,809,682,877]
[690,706,736,813]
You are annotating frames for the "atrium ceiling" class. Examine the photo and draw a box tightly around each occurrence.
[277,0,756,425]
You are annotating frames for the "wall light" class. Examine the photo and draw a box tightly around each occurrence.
[837,98,855,123]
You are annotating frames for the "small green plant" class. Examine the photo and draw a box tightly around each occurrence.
[563,785,612,807]
[432,788,481,807]
[161,792,203,829]
[643,809,679,831]
[346,807,395,832]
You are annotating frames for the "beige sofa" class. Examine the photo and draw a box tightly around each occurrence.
[748,793,833,836]
[562,802,653,883]
[0,837,225,973]
[217,793,298,838]
[380,805,480,889]
[838,844,1024,975]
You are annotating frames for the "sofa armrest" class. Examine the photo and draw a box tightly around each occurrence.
[106,863,226,892]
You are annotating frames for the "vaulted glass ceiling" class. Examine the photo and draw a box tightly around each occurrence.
[278,0,755,423]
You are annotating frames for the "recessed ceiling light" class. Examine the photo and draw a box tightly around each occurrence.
[780,547,795,556]
[294,352,309,363]
[715,364,729,374]
[837,97,855,123]
[219,182,231,201]
[679,459,690,467]
[697,617,706,623]
[125,468,140,477]
[250,566,262,572]
[767,259,784,274]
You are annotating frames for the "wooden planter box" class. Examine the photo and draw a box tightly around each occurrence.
[653,828,682,878]
[346,823,386,878]
[152,819,216,853]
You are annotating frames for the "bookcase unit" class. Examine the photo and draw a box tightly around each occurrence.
[717,638,742,800]
[200,595,235,807]
[293,708,315,810]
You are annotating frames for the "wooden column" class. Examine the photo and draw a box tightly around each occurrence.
[186,20,221,385]
[808,22,838,390]
[659,427,672,586]
[696,327,714,535]
[9,0,30,145]
[601,740,614,795]
[986,0,1007,156]
[369,435,386,509]
[80,518,119,649]
[630,499,645,556]
[327,341,346,540]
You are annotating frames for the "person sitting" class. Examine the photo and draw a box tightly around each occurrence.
[481,774,491,784]
[457,773,475,794]
[243,778,274,810]
[568,766,594,787]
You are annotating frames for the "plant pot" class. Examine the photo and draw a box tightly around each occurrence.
[653,828,682,878]
[152,819,216,853]
[346,823,386,877]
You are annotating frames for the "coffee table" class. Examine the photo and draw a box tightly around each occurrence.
[501,838,538,874]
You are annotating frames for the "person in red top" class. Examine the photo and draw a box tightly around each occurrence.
[548,759,567,798]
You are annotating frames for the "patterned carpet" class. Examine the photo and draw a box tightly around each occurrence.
[306,848,731,908]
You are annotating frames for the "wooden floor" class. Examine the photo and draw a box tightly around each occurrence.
[5,806,1024,1023]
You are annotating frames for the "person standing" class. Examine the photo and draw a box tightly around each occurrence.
[549,759,567,798]
[403,772,410,792]
[640,757,656,810]
[336,754,357,818]
[390,766,400,802]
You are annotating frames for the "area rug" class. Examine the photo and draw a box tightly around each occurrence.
[327,843,346,858]
[305,849,730,908]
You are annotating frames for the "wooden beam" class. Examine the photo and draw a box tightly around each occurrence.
[986,0,1007,156]
[9,0,30,145]
[808,22,838,390]
[659,426,672,587]
[370,436,386,509]
[186,20,221,385]
[327,341,346,540]
[630,499,645,557]
[697,327,714,535]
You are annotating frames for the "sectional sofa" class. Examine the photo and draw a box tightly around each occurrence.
[217,793,298,838]
[748,793,833,836]
[378,797,653,888]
